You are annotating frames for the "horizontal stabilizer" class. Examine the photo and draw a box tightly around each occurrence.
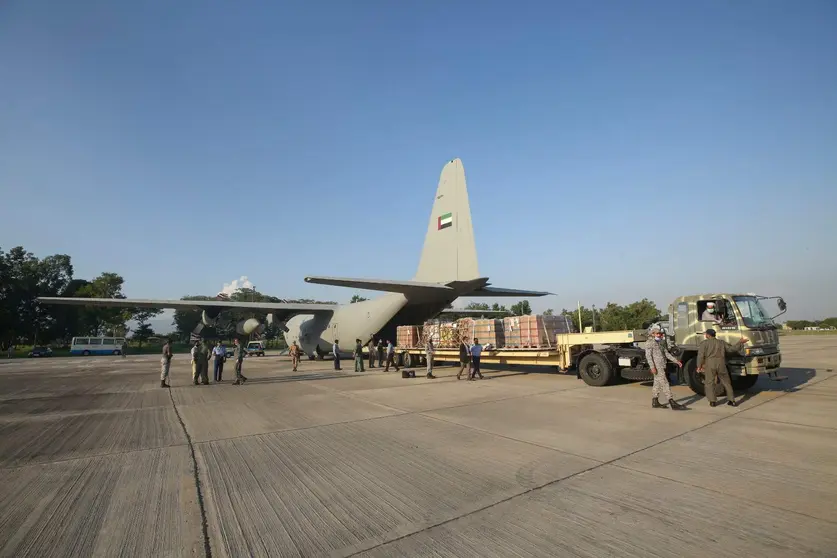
[37,297,338,314]
[464,286,554,297]
[304,276,454,295]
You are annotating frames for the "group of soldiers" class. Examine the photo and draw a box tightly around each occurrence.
[645,325,748,410]
[159,337,247,388]
[348,338,400,373]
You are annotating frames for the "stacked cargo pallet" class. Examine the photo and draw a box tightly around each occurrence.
[503,315,575,348]
[421,320,458,348]
[457,318,505,347]
[396,325,420,349]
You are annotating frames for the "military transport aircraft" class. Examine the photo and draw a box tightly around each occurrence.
[38,158,551,357]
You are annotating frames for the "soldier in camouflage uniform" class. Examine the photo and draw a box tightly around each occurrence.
[193,341,209,385]
[645,325,686,410]
[698,328,749,407]
[232,338,248,385]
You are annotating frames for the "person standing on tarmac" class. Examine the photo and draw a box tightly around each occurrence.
[193,341,210,385]
[332,340,341,370]
[425,338,436,379]
[232,338,248,385]
[212,341,225,382]
[289,341,301,372]
[368,338,376,368]
[376,340,385,369]
[160,339,173,388]
[698,328,749,407]
[353,339,365,372]
[645,325,686,410]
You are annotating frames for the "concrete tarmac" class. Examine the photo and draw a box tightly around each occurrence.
[0,336,835,557]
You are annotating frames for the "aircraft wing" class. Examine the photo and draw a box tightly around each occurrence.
[464,286,554,297]
[36,297,338,314]
[304,276,454,295]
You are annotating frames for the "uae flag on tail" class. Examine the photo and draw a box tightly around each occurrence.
[437,212,453,230]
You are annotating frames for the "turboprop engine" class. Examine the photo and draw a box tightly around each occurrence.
[201,309,220,326]
[236,318,265,336]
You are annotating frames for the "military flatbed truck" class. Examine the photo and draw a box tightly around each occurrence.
[396,293,786,397]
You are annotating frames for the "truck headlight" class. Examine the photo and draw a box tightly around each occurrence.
[745,347,765,356]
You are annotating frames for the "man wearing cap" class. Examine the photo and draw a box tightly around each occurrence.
[645,325,686,410]
[697,328,749,407]
[701,301,723,323]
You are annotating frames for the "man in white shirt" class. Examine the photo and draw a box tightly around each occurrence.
[384,340,399,372]
[332,340,341,370]
[469,338,484,380]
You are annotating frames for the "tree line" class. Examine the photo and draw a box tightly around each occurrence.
[0,246,336,347]
[784,318,837,330]
[1,246,141,346]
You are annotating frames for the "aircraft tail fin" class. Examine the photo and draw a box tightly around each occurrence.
[413,158,479,283]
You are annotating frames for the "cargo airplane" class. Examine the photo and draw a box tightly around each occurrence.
[38,158,551,357]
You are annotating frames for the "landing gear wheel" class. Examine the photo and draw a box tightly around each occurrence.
[731,375,759,392]
[403,352,413,368]
[685,359,724,397]
[578,353,613,387]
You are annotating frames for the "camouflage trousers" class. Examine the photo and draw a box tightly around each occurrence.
[161,358,171,381]
[652,369,672,401]
[354,355,364,372]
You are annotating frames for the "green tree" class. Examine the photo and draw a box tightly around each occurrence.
[74,272,131,336]
[491,303,508,312]
[465,302,491,310]
[820,317,837,329]
[561,306,595,331]
[350,294,368,303]
[132,323,155,346]
[510,300,532,316]
[543,308,554,316]
[0,247,73,344]
[131,308,163,347]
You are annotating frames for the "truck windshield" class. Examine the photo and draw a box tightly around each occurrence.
[732,296,775,329]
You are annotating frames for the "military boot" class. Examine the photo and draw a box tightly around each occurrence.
[160,380,169,388]
[727,400,737,407]
[668,399,686,410]
[652,397,666,408]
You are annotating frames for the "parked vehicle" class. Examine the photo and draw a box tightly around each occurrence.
[28,346,53,357]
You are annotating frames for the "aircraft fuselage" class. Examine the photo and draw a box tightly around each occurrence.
[282,291,458,357]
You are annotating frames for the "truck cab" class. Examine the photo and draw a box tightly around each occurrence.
[668,293,785,395]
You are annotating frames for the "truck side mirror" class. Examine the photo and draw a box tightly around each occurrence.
[778,298,787,312]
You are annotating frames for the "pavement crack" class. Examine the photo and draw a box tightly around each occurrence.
[168,388,213,558]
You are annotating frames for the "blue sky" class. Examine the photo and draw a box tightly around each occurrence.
[1,0,835,328]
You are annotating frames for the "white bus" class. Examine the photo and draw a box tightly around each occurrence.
[70,336,127,356]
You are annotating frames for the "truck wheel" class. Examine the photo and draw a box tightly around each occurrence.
[685,359,724,397]
[404,352,413,368]
[578,353,613,387]
[731,375,759,392]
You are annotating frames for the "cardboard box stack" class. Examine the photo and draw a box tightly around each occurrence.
[503,314,575,348]
[396,325,420,349]
[457,318,505,348]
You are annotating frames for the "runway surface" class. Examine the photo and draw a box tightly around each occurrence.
[1,336,835,557]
